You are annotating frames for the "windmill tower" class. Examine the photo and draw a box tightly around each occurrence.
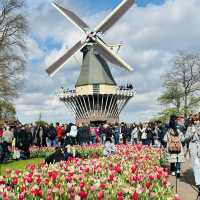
[46,0,135,125]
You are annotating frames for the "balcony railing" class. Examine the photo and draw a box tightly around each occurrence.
[56,86,136,99]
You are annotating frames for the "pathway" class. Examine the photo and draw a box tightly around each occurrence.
[169,161,198,200]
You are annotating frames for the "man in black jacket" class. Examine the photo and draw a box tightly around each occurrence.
[46,124,57,147]
[45,147,73,164]
[17,126,32,159]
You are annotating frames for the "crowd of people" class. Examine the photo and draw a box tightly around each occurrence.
[0,120,166,162]
[0,112,200,195]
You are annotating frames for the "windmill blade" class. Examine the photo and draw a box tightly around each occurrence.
[52,2,90,33]
[95,0,134,34]
[95,37,133,71]
[46,41,85,77]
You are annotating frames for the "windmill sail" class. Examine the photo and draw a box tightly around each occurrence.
[52,2,90,33]
[95,0,134,34]
[46,41,85,77]
[95,37,132,71]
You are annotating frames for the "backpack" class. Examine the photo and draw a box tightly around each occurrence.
[168,134,181,154]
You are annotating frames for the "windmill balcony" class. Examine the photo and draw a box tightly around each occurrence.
[57,85,136,99]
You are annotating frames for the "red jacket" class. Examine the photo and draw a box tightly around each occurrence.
[56,126,62,139]
[0,129,3,137]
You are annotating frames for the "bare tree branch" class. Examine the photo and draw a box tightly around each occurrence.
[0,0,28,100]
[161,51,200,118]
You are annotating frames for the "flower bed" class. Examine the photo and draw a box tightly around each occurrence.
[0,145,177,200]
[30,145,104,159]
[30,147,55,159]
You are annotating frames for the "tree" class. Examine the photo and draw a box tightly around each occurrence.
[35,113,48,127]
[163,52,200,118]
[0,0,28,100]
[0,100,16,120]
[158,83,183,113]
[152,108,179,124]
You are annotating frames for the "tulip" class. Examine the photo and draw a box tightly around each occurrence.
[145,182,151,189]
[132,191,139,200]
[131,164,137,173]
[79,182,85,189]
[11,177,18,185]
[79,190,88,199]
[97,191,104,199]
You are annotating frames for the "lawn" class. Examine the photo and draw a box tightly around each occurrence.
[0,158,43,175]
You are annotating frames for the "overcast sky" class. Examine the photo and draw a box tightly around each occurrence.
[15,0,200,123]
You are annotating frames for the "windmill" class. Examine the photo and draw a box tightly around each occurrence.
[46,0,136,125]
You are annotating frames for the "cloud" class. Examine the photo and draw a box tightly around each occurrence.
[15,0,200,123]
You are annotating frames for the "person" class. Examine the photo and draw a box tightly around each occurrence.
[103,137,116,157]
[69,123,77,145]
[45,147,73,164]
[140,123,147,145]
[46,124,57,147]
[2,126,13,146]
[34,125,45,147]
[17,126,32,159]
[1,126,13,162]
[131,124,138,144]
[113,123,120,145]
[25,124,33,146]
[164,115,185,176]
[99,124,106,144]
[90,124,96,144]
[146,123,154,145]
[121,123,127,144]
[62,124,71,146]
[154,122,162,148]
[56,122,63,147]
[185,114,200,197]
[77,124,84,145]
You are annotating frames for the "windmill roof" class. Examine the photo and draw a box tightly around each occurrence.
[76,45,116,87]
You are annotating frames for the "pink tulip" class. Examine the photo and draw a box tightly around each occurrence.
[97,191,104,199]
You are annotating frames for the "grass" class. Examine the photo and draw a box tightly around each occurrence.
[0,158,44,175]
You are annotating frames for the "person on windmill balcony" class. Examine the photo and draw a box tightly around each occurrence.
[164,115,185,177]
[185,113,200,197]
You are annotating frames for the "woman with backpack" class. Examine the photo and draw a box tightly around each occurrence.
[164,115,185,176]
[185,114,200,197]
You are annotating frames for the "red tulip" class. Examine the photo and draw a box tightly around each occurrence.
[117,192,123,200]
[11,177,18,185]
[97,191,104,199]
[66,176,72,182]
[117,192,123,196]
[0,180,5,185]
[100,183,106,189]
[45,178,49,186]
[37,189,43,198]
[145,182,151,189]
[108,174,114,181]
[79,190,88,199]
[18,193,24,200]
[114,164,121,173]
[131,164,137,173]
[36,176,41,184]
[156,173,161,180]
[80,182,85,188]
[132,191,139,200]
[20,186,26,193]
[26,176,33,183]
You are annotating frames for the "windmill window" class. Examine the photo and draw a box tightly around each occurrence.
[93,84,100,94]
